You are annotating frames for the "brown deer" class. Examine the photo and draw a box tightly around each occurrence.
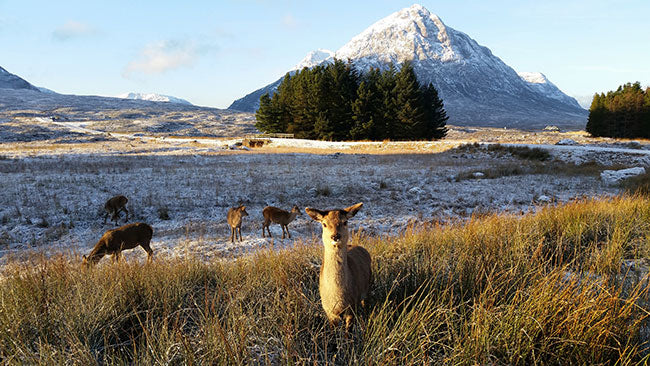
[262,205,301,239]
[306,202,371,330]
[82,222,153,267]
[227,205,248,243]
[104,195,129,225]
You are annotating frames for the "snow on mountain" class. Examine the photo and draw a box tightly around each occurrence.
[0,66,40,91]
[117,92,192,105]
[292,49,335,71]
[518,72,581,108]
[230,4,587,129]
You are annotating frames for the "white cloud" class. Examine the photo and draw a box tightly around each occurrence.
[282,14,299,28]
[123,40,206,78]
[52,21,97,41]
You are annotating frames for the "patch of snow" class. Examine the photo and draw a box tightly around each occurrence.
[600,167,646,186]
[556,139,578,146]
[116,92,192,105]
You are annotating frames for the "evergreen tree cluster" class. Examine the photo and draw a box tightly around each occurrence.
[255,60,448,141]
[586,82,650,138]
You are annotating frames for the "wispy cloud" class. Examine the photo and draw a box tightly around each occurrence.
[281,14,299,29]
[123,39,216,78]
[52,21,97,41]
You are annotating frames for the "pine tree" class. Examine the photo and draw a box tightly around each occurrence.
[255,93,279,133]
[421,83,448,139]
[393,61,424,140]
[586,93,605,137]
[376,66,397,140]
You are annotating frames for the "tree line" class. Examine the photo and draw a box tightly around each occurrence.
[586,82,650,138]
[255,59,448,141]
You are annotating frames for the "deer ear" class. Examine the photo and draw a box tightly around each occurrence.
[344,202,363,218]
[305,208,327,222]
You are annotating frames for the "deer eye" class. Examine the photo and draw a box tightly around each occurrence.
[322,223,327,228]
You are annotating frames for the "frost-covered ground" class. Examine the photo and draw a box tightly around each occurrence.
[1,124,650,267]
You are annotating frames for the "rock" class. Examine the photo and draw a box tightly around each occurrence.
[536,195,552,203]
[556,138,578,146]
[472,172,485,178]
[544,125,560,132]
[600,167,646,186]
[408,187,424,195]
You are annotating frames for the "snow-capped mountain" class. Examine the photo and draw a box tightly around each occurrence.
[0,66,40,91]
[292,49,335,71]
[116,92,193,105]
[517,72,581,108]
[229,4,586,129]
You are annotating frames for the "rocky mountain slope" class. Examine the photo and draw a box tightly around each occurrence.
[0,66,40,91]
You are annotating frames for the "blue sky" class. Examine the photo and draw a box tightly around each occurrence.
[1,0,648,108]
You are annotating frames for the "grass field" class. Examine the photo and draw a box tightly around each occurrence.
[1,195,649,364]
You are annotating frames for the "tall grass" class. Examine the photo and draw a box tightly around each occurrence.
[1,196,650,364]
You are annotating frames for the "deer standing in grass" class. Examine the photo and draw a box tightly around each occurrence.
[262,205,301,239]
[104,195,129,225]
[306,202,371,330]
[82,222,153,267]
[227,205,248,243]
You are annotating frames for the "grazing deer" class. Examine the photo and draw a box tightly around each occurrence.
[227,205,248,243]
[104,195,129,225]
[306,202,371,330]
[262,205,301,239]
[82,222,153,267]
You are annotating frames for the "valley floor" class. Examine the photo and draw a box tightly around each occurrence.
[1,124,649,266]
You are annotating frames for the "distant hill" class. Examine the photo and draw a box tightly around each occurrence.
[229,4,587,129]
[0,66,40,91]
[116,92,193,105]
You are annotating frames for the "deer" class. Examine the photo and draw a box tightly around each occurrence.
[262,205,301,239]
[104,195,129,225]
[227,205,248,243]
[82,222,153,267]
[306,202,371,331]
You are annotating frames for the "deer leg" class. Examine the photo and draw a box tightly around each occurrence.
[230,227,234,243]
[141,242,153,262]
[344,314,354,333]
[237,227,243,242]
[285,225,291,239]
[104,211,109,224]
[123,207,129,222]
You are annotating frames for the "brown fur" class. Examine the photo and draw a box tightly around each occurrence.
[104,195,129,225]
[227,205,248,243]
[306,202,371,330]
[262,205,301,239]
[82,222,153,267]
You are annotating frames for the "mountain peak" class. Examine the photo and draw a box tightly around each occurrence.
[335,5,467,65]
[116,92,192,105]
[518,72,549,84]
[292,49,334,71]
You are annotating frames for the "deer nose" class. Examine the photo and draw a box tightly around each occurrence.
[331,233,341,242]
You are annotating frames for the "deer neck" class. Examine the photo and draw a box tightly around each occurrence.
[288,211,298,223]
[321,239,349,284]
